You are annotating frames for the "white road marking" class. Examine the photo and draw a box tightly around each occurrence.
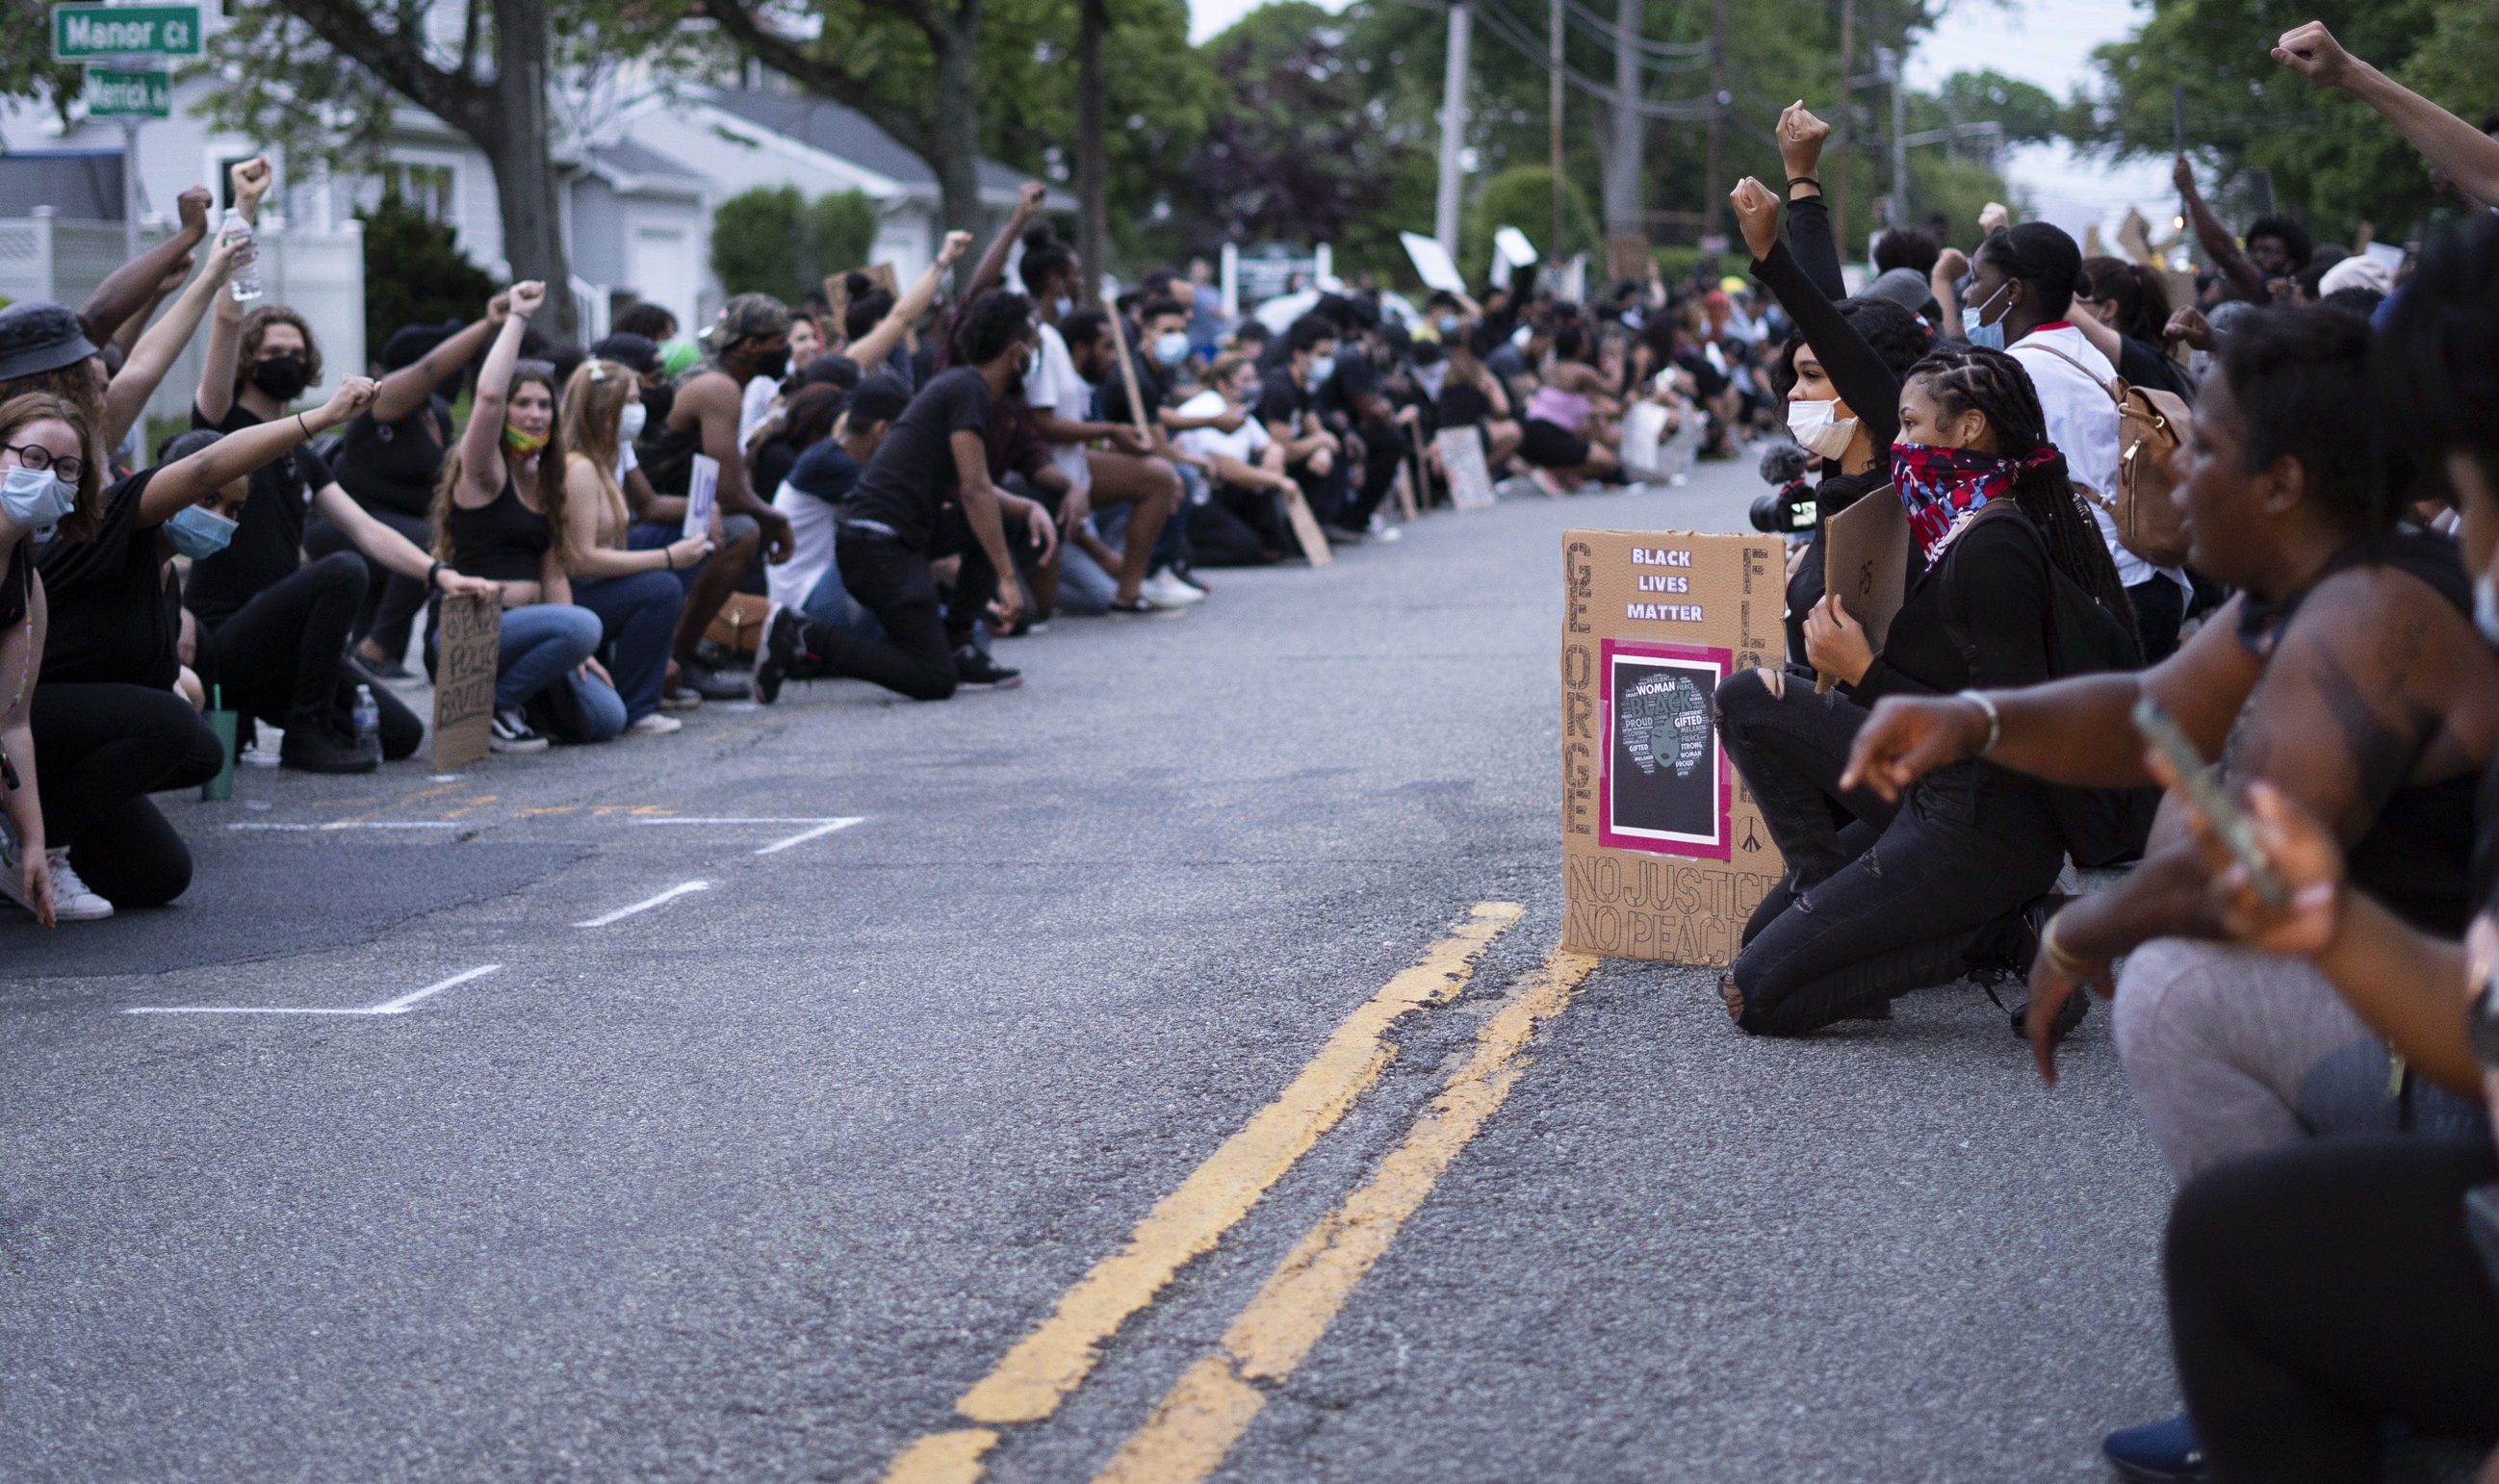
[225,821,460,832]
[126,964,502,1018]
[631,817,859,826]
[576,880,710,928]
[753,818,864,855]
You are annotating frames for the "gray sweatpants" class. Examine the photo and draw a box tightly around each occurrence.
[2113,937,2487,1182]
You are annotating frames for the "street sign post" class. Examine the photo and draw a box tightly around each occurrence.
[84,67,168,117]
[51,3,199,60]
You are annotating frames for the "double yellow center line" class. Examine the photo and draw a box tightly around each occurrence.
[882,903,1599,1483]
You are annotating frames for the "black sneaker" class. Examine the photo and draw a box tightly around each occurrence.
[2103,1415,2207,1482]
[678,660,750,702]
[347,651,415,685]
[489,707,549,753]
[279,721,381,774]
[951,645,1021,689]
[754,607,812,704]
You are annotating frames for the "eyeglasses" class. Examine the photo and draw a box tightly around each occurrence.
[5,444,83,483]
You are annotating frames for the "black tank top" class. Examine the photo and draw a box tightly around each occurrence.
[448,473,551,582]
[2239,525,2479,933]
[636,404,707,498]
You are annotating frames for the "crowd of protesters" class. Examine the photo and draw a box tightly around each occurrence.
[7,15,2499,1483]
[1705,19,2499,1484]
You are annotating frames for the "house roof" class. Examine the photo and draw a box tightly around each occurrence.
[698,88,1069,208]
[0,150,123,220]
[582,138,708,197]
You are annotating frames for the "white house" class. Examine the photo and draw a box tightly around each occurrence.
[0,42,1060,377]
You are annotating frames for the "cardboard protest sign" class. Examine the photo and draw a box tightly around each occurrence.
[431,596,502,772]
[1561,528,1787,965]
[683,452,720,539]
[1618,402,1670,483]
[1817,483,1907,692]
[1436,425,1497,510]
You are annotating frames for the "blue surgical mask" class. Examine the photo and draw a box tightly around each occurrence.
[1152,331,1189,367]
[2476,571,2499,648]
[164,502,238,559]
[0,463,74,530]
[1962,282,2011,351]
[1052,295,1073,319]
[1307,354,1336,384]
[1436,315,1461,336]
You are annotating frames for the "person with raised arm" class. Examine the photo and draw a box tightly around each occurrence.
[319,292,514,680]
[430,280,624,752]
[2274,20,2499,214]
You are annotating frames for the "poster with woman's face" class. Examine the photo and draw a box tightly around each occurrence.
[1599,640,1731,859]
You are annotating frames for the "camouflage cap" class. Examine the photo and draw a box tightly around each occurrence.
[709,293,792,350]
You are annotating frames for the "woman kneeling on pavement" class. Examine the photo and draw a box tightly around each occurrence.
[554,358,709,736]
[1710,174,2142,1036]
[429,280,626,752]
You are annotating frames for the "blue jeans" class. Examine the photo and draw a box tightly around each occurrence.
[629,515,760,597]
[498,603,604,711]
[571,568,683,722]
[801,557,886,641]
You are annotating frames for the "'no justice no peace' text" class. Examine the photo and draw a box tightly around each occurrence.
[1628,548,1702,623]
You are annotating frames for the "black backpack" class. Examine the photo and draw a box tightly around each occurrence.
[1945,501,2159,867]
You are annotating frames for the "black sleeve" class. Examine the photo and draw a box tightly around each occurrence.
[1945,515,2056,691]
[1783,193,1848,304]
[943,377,991,439]
[295,442,335,492]
[1749,241,1900,448]
[2116,335,2197,402]
[1255,372,1301,428]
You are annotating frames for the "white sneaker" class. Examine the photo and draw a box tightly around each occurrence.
[1139,571,1207,607]
[626,712,683,735]
[45,848,112,921]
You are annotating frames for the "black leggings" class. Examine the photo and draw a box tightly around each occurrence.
[797,532,962,701]
[206,551,423,757]
[30,682,222,906]
[2168,1136,2499,1482]
[304,510,432,662]
[1715,667,2066,1033]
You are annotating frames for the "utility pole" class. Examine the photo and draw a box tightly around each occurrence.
[1881,45,1906,225]
[1076,0,1108,291]
[1549,0,1564,253]
[1605,0,1642,249]
[1434,1,1471,255]
[1702,0,1728,238]
[1834,0,1853,250]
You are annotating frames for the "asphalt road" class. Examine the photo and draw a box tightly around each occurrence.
[0,455,2177,1483]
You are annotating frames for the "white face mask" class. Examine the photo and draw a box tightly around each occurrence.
[1785,397,1860,461]
[2476,570,2499,649]
[1306,354,1336,385]
[619,401,647,441]
[0,462,75,531]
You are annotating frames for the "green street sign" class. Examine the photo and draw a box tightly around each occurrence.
[85,67,168,117]
[51,4,201,61]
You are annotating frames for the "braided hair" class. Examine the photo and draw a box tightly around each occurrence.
[1904,343,2137,634]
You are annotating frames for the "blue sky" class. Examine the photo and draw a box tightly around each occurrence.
[1183,0,2177,243]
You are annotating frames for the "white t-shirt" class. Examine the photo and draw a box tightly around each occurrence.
[1173,389,1270,467]
[739,375,779,444]
[2009,324,2186,593]
[1032,320,1094,492]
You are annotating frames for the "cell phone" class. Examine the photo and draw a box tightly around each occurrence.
[2131,696,2289,910]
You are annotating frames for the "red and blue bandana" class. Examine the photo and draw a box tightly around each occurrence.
[1892,442,2057,562]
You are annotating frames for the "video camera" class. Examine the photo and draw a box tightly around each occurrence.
[1748,441,1817,535]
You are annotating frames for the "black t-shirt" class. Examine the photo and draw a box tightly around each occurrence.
[35,469,176,689]
[1254,370,1305,431]
[1315,352,1380,427]
[0,539,26,630]
[332,398,452,519]
[184,402,332,628]
[1096,351,1167,429]
[753,437,804,505]
[786,438,864,506]
[839,367,991,551]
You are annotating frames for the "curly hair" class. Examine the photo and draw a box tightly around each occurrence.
[0,393,101,543]
[955,289,1035,368]
[1903,343,2137,630]
[1769,295,1928,403]
[237,305,322,389]
[2374,215,2499,513]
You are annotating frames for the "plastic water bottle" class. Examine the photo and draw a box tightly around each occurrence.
[219,208,262,302]
[352,684,378,747]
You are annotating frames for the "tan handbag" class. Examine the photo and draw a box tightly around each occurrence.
[2031,344,2193,569]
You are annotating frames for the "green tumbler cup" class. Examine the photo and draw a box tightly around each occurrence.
[200,708,237,801]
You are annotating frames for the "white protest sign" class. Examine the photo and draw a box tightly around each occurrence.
[1400,232,1470,295]
[1436,425,1498,511]
[683,453,720,539]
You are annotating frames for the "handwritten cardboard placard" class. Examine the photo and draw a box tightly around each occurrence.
[431,596,502,773]
[1561,527,1786,965]
[1817,482,1907,691]
[1436,425,1497,510]
[683,452,720,539]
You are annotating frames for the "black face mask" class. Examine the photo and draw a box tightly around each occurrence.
[250,354,309,402]
[640,383,675,432]
[752,349,790,380]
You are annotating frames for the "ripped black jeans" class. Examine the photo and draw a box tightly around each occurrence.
[1713,666,2066,1035]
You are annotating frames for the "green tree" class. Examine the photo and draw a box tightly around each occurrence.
[808,191,880,281]
[1462,166,1601,279]
[2073,0,2450,240]
[710,185,807,301]
[357,190,501,356]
